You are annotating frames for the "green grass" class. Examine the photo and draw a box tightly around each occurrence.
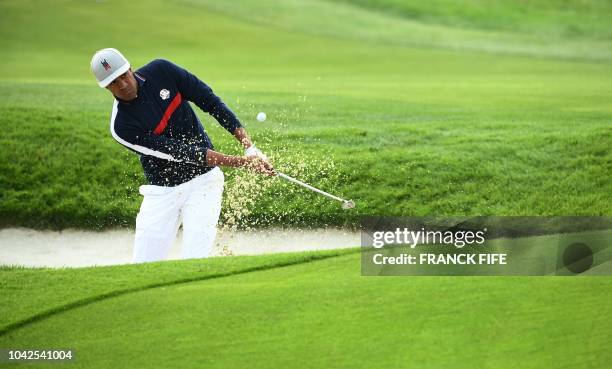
[334,0,612,39]
[1,249,611,368]
[0,2,610,367]
[0,2,611,367]
[192,0,612,61]
[0,0,610,229]
[0,249,356,334]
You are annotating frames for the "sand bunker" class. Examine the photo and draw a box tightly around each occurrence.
[0,228,359,268]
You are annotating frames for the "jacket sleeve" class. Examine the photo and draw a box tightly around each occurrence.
[159,59,243,133]
[110,102,207,165]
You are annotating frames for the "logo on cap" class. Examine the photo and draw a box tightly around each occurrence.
[160,89,170,100]
[101,59,111,71]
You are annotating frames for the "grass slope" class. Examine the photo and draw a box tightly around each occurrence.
[1,251,611,368]
[0,0,611,229]
[0,249,356,334]
[334,0,612,39]
[193,0,612,61]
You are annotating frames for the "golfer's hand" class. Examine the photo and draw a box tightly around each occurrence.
[244,156,275,176]
[245,144,268,161]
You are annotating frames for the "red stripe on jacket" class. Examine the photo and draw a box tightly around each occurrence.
[153,93,182,135]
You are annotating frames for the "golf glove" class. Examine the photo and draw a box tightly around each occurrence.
[245,144,268,161]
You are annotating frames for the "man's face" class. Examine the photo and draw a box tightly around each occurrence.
[106,69,138,101]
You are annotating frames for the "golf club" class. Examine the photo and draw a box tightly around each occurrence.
[276,172,355,210]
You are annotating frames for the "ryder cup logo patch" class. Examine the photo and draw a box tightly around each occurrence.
[160,89,170,100]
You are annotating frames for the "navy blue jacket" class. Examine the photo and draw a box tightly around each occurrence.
[110,59,242,186]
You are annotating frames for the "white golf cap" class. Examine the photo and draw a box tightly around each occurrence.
[90,48,130,88]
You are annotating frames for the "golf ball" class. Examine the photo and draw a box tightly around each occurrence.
[256,112,267,122]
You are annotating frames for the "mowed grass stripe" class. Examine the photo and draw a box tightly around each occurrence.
[188,0,612,62]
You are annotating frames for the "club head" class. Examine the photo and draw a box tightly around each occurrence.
[342,200,355,210]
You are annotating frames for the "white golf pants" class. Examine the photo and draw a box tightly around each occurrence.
[133,167,224,263]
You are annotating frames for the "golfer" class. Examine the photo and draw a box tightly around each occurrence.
[90,48,274,263]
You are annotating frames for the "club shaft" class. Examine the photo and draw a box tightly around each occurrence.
[277,172,346,203]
